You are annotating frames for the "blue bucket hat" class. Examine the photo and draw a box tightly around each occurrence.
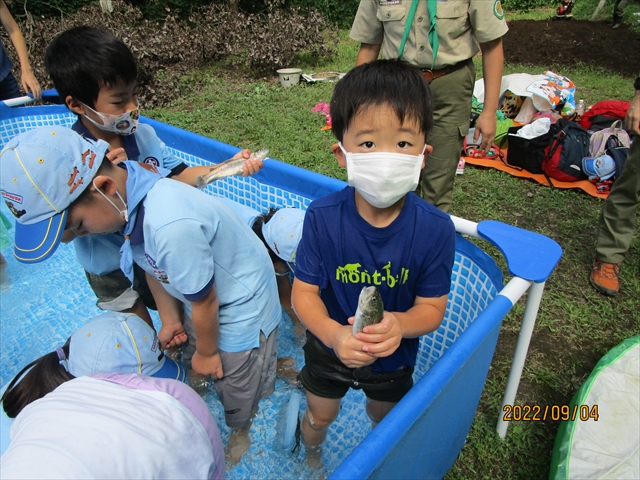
[0,126,109,263]
[261,208,305,264]
[67,312,186,382]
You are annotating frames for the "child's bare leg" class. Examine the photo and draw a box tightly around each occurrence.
[301,392,340,468]
[0,253,6,265]
[225,406,258,465]
[365,398,397,428]
[276,274,306,343]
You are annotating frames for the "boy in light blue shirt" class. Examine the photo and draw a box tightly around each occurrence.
[43,26,262,328]
[0,126,280,463]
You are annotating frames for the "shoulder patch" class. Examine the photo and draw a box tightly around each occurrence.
[494,0,505,20]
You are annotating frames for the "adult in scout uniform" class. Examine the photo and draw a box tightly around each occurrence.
[350,0,508,212]
[590,76,640,296]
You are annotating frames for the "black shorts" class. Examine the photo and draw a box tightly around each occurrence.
[299,331,414,403]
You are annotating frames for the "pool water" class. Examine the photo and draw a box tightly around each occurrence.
[0,202,378,478]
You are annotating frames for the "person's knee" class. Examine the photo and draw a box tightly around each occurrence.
[304,405,338,431]
[365,398,396,426]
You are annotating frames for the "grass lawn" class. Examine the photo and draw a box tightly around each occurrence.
[145,16,639,479]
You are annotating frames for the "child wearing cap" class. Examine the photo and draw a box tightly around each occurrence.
[253,207,306,340]
[1,311,188,452]
[1,372,224,479]
[0,126,281,464]
[43,26,262,329]
[291,59,455,464]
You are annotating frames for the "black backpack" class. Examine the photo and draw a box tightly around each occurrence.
[542,119,591,183]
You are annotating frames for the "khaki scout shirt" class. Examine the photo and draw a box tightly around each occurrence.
[350,0,509,70]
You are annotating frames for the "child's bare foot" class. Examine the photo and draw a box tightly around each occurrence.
[188,369,211,396]
[225,426,251,465]
[305,445,325,478]
[277,356,301,387]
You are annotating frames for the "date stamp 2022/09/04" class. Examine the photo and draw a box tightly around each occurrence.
[503,404,599,422]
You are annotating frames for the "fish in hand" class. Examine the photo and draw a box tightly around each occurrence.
[352,286,384,335]
[196,148,269,188]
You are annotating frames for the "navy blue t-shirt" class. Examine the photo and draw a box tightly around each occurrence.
[295,186,456,374]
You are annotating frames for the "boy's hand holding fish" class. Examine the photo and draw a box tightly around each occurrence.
[232,148,265,177]
[349,312,403,358]
[347,286,402,359]
[196,148,269,188]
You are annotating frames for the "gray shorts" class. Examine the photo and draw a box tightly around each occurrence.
[214,329,278,428]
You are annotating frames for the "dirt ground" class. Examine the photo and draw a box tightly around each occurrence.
[503,19,640,77]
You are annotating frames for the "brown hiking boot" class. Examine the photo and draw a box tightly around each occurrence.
[590,260,620,296]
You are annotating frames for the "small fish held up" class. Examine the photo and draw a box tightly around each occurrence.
[352,286,384,335]
[196,148,269,189]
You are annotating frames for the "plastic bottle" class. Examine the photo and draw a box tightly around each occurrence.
[576,99,585,118]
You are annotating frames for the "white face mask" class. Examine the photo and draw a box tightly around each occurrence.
[82,101,140,135]
[340,143,426,208]
[93,177,129,222]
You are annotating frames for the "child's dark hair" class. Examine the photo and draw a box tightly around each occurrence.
[330,59,434,143]
[44,26,137,108]
[251,208,281,264]
[1,340,74,418]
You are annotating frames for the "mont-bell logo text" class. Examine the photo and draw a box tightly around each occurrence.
[335,261,409,288]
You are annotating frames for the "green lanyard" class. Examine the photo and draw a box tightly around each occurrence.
[397,0,439,69]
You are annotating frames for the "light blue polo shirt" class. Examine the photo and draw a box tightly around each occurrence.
[131,179,280,353]
[71,121,186,275]
[70,121,260,276]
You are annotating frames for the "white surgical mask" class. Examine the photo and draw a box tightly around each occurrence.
[340,143,425,208]
[93,176,129,222]
[82,101,140,135]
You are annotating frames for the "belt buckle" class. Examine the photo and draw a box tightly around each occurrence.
[422,69,435,83]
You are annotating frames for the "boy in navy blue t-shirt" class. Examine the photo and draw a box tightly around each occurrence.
[291,59,456,461]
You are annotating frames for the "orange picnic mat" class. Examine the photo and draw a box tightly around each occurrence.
[463,149,609,199]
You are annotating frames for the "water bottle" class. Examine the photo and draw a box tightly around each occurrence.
[576,99,585,118]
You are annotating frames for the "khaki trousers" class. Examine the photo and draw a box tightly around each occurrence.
[596,139,640,264]
[420,59,476,212]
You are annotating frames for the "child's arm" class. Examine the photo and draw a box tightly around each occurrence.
[170,149,263,186]
[146,273,188,348]
[292,279,376,369]
[0,0,41,99]
[189,285,224,379]
[353,294,448,358]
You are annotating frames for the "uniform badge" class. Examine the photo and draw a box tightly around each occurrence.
[494,0,505,19]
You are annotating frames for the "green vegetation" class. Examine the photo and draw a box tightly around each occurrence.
[145,18,639,480]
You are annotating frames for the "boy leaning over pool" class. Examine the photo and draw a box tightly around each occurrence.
[0,126,281,463]
[291,59,456,461]
[43,26,262,329]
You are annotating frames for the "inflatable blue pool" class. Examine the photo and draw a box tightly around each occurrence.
[0,95,562,479]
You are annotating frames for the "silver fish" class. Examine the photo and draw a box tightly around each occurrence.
[352,286,384,335]
[196,148,269,189]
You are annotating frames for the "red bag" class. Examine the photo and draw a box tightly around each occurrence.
[579,100,630,130]
[542,119,590,183]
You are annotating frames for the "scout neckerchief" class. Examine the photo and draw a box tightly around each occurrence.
[397,0,439,69]
[118,161,168,283]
